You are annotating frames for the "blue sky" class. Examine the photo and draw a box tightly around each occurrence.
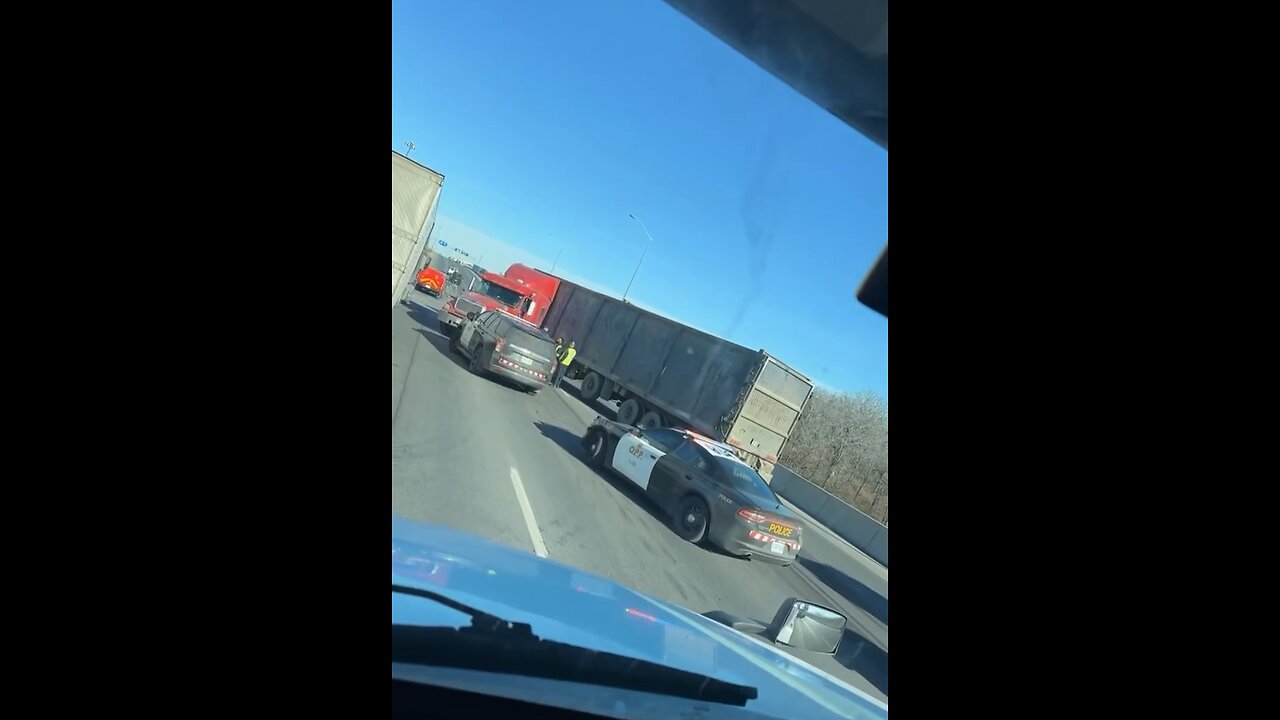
[392,0,888,398]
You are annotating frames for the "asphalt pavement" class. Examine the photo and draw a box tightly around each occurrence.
[392,290,888,700]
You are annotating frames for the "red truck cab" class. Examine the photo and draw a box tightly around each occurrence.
[437,271,533,336]
[503,263,562,327]
[436,265,563,337]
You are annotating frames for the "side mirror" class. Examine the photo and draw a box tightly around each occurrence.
[765,598,846,655]
[466,312,478,321]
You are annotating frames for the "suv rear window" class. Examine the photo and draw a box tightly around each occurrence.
[505,322,556,358]
[510,322,552,341]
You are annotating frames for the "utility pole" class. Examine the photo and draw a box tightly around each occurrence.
[624,213,655,303]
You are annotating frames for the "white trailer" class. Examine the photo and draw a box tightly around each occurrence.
[391,151,444,306]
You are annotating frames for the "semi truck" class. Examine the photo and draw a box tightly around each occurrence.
[500,264,813,477]
[391,151,444,307]
[436,269,542,336]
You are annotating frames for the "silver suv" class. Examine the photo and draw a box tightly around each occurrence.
[450,310,557,393]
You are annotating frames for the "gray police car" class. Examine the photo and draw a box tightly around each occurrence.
[581,418,804,565]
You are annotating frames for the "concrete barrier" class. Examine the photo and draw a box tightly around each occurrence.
[770,465,889,567]
[865,526,889,564]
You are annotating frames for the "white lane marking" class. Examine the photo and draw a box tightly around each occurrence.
[509,467,548,557]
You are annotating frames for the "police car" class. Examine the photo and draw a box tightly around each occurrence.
[581,417,804,565]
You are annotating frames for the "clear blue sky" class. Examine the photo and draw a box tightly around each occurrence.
[392,0,888,398]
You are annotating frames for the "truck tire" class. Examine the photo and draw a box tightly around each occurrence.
[638,410,664,429]
[580,372,603,400]
[617,398,641,426]
[448,331,460,354]
[439,321,452,337]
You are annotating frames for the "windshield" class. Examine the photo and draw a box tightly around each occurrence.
[392,0,887,710]
[472,279,524,307]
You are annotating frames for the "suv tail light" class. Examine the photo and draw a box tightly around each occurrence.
[494,337,506,352]
[737,509,768,523]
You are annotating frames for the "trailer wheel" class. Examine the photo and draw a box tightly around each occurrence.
[580,372,603,399]
[617,398,641,426]
[638,410,664,429]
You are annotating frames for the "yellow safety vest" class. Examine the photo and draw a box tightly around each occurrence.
[560,347,577,366]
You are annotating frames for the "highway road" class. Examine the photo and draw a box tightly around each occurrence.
[392,289,888,700]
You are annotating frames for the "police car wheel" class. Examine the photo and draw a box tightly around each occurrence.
[673,495,709,544]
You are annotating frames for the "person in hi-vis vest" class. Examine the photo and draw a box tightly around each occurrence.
[553,341,576,388]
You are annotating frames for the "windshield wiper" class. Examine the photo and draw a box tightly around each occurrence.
[391,583,758,706]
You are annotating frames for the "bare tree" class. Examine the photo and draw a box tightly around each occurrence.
[780,389,888,523]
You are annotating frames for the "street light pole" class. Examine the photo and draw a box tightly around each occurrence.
[403,140,416,157]
[550,248,563,274]
[624,213,654,302]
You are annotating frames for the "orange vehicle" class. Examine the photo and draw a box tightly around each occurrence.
[416,266,445,296]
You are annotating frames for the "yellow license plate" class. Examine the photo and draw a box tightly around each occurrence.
[767,522,793,538]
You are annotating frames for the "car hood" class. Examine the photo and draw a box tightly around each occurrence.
[392,516,886,719]
[459,290,517,313]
